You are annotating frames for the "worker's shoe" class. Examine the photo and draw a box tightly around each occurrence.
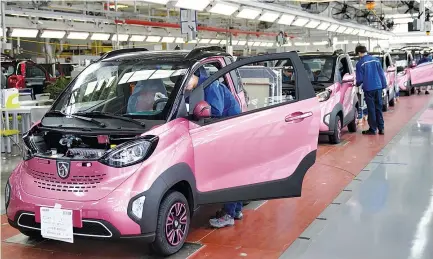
[362,129,376,135]
[234,211,243,220]
[379,130,385,135]
[426,90,430,95]
[209,214,235,228]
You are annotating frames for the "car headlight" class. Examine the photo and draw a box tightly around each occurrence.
[5,181,10,209]
[317,89,331,102]
[131,196,146,219]
[398,71,406,76]
[99,137,157,167]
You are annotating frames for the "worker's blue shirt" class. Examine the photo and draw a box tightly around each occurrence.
[204,81,241,117]
[356,54,387,92]
[417,57,430,65]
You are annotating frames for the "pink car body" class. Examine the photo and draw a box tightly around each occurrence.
[6,48,320,256]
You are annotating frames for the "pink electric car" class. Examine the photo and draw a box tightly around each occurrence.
[350,52,397,111]
[391,50,416,95]
[5,47,320,256]
[278,51,359,144]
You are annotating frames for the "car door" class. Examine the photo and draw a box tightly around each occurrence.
[337,55,355,118]
[25,62,49,92]
[188,52,320,204]
[410,61,433,88]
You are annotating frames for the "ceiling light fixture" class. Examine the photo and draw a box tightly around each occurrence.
[351,29,359,35]
[237,40,247,45]
[305,20,320,29]
[335,40,349,45]
[277,14,295,25]
[317,22,330,30]
[336,26,347,33]
[11,28,39,38]
[175,37,185,43]
[327,24,339,32]
[210,39,221,44]
[247,41,254,46]
[313,41,328,46]
[161,36,175,43]
[130,35,146,41]
[253,42,261,46]
[236,7,261,19]
[294,42,310,46]
[41,30,66,39]
[231,40,239,45]
[146,36,162,42]
[175,0,210,11]
[258,11,280,22]
[141,0,170,4]
[220,40,227,45]
[292,17,309,27]
[259,42,268,46]
[91,33,110,41]
[266,42,274,47]
[67,32,89,40]
[111,34,129,41]
[209,1,239,15]
[199,38,211,44]
[283,42,292,46]
[344,28,354,34]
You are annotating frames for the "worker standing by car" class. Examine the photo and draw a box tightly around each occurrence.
[185,66,244,228]
[416,52,431,95]
[355,45,387,135]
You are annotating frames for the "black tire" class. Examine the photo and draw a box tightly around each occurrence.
[410,83,415,95]
[329,116,342,144]
[19,229,42,239]
[151,191,190,256]
[347,107,358,133]
[389,95,395,106]
[382,94,389,112]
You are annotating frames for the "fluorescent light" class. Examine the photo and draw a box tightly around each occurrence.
[313,41,328,46]
[344,28,354,34]
[161,36,175,43]
[237,40,247,45]
[336,26,346,33]
[259,42,268,46]
[109,4,128,9]
[317,22,330,30]
[210,39,221,44]
[394,18,414,24]
[305,20,320,29]
[199,38,211,44]
[335,40,348,45]
[328,24,339,32]
[176,0,210,11]
[253,42,261,46]
[146,36,161,42]
[352,40,367,44]
[231,40,239,45]
[247,41,254,46]
[220,40,227,45]
[266,42,274,47]
[236,7,261,19]
[141,0,170,4]
[358,29,366,36]
[292,17,309,27]
[175,37,185,43]
[209,1,239,15]
[278,14,295,25]
[41,30,66,39]
[130,35,146,41]
[111,34,129,41]
[283,42,292,46]
[188,39,198,43]
[294,42,310,46]
[351,29,359,35]
[91,33,110,40]
[11,28,38,38]
[386,13,413,19]
[67,32,89,40]
[258,11,280,22]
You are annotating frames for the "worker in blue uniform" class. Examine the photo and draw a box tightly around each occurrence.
[416,52,431,95]
[355,45,387,135]
[185,66,243,228]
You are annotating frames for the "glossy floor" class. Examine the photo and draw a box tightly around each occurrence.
[1,94,432,259]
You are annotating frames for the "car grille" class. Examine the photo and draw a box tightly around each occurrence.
[28,170,106,193]
[17,213,113,238]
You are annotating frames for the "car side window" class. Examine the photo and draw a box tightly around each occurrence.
[337,56,350,82]
[26,64,46,78]
[385,55,392,68]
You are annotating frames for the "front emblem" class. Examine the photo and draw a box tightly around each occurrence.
[57,161,70,179]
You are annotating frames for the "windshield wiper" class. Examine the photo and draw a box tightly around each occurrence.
[45,110,106,128]
[73,111,146,128]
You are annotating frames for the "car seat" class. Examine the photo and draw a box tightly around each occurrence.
[126,78,167,113]
[317,60,333,82]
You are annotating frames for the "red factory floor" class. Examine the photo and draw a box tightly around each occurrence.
[1,94,432,259]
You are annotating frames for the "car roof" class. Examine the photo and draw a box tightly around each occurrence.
[298,52,338,56]
[100,46,231,63]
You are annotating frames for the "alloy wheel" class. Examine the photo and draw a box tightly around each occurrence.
[165,202,188,246]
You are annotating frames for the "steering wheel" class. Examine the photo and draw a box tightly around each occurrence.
[153,97,168,111]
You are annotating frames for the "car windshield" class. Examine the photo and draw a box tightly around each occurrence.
[391,54,408,68]
[300,56,335,82]
[51,60,187,119]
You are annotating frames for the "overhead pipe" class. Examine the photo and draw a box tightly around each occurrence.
[115,19,285,38]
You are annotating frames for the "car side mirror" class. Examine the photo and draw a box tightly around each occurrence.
[342,74,355,84]
[193,101,211,120]
[387,67,396,73]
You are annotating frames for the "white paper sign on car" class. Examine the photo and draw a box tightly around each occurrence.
[40,207,74,243]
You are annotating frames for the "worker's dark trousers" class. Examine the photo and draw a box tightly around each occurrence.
[364,89,384,132]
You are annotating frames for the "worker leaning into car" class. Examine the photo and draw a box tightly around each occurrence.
[355,45,387,136]
[185,66,243,228]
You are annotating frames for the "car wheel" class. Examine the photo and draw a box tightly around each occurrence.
[347,107,358,133]
[151,191,190,256]
[329,116,342,144]
[19,229,42,239]
[389,94,395,106]
[382,94,389,112]
[410,83,415,95]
